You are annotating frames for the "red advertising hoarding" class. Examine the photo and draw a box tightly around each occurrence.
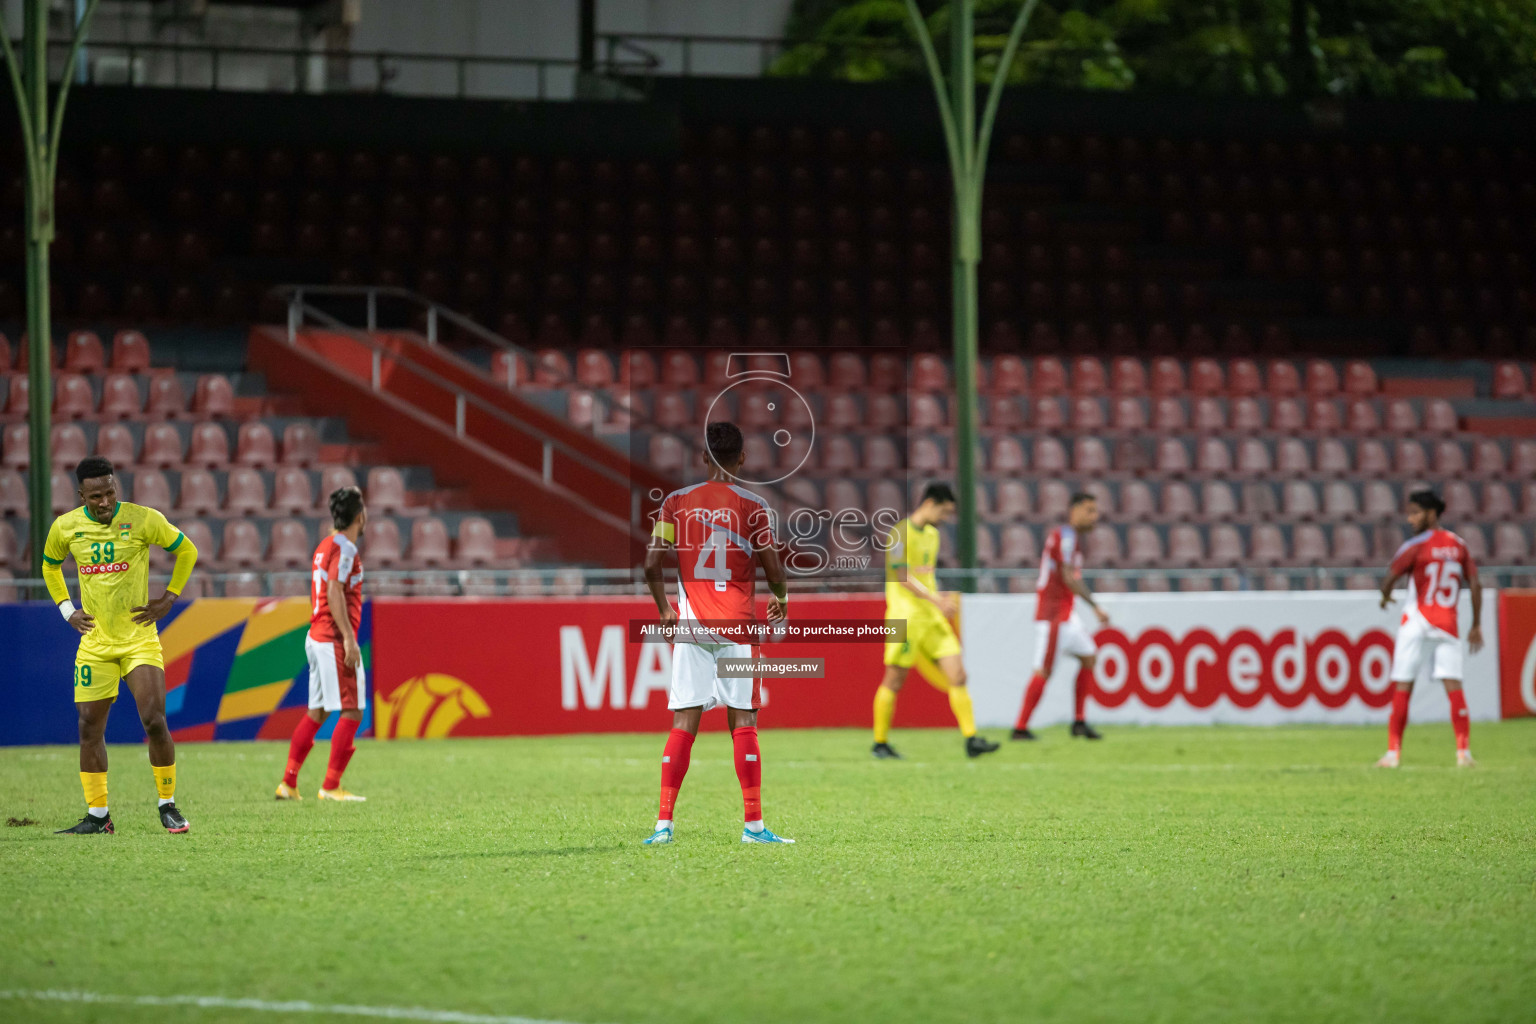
[370,595,957,738]
[1497,591,1536,719]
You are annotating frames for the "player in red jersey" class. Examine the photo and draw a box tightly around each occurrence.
[276,486,370,801]
[642,422,790,845]
[1376,490,1482,768]
[1012,492,1111,741]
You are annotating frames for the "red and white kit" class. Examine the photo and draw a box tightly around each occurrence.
[1387,528,1474,682]
[655,481,778,712]
[307,532,366,711]
[1033,525,1096,676]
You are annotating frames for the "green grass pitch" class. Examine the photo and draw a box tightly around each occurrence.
[2,723,1534,1024]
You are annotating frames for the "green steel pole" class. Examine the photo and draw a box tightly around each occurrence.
[22,0,51,580]
[948,0,980,591]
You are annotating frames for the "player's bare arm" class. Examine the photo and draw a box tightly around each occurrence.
[643,534,678,632]
[1467,563,1484,654]
[1378,571,1403,610]
[327,576,362,668]
[759,543,788,623]
[1069,570,1109,625]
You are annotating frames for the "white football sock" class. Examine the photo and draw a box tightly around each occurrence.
[88,806,109,820]
[745,819,765,833]
[158,798,174,807]
[655,819,672,831]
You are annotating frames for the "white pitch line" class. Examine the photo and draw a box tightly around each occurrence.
[0,990,600,1024]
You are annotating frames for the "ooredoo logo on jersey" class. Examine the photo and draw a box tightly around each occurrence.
[79,561,130,575]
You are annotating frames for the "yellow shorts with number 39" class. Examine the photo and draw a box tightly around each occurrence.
[74,638,165,703]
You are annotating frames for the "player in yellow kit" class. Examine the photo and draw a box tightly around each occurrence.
[871,482,999,760]
[42,457,199,834]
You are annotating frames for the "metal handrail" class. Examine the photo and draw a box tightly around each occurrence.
[278,295,647,535]
[16,37,654,98]
[6,565,1531,602]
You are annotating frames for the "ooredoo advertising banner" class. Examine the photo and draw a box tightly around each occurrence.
[369,595,958,738]
[1497,591,1536,719]
[963,591,1503,728]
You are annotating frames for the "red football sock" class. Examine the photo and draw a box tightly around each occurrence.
[322,716,360,790]
[1074,664,1092,721]
[1447,689,1469,752]
[1015,672,1047,731]
[1388,689,1410,753]
[658,728,694,821]
[284,714,320,788]
[733,726,763,822]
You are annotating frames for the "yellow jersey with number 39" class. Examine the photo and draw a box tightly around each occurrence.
[43,501,186,657]
[884,517,944,622]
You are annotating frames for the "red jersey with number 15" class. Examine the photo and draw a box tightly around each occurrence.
[310,532,364,643]
[655,480,777,640]
[1387,527,1473,636]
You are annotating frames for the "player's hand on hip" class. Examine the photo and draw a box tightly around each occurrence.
[343,638,363,669]
[1094,606,1111,626]
[1468,625,1484,654]
[1379,592,1394,610]
[68,609,96,635]
[938,592,959,618]
[767,595,787,623]
[657,604,679,640]
[130,593,176,625]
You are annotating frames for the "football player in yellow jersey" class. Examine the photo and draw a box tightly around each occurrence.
[41,457,199,835]
[871,482,999,760]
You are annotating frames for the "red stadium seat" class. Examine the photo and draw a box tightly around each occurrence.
[827,352,865,390]
[863,436,900,475]
[1323,481,1360,519]
[455,517,497,566]
[1277,439,1310,474]
[1293,524,1328,563]
[534,349,573,387]
[220,519,264,567]
[985,395,1025,430]
[1110,357,1146,395]
[575,349,615,388]
[1033,437,1068,474]
[1491,361,1530,400]
[1251,525,1287,565]
[999,524,1038,566]
[1037,480,1072,521]
[1362,481,1397,519]
[364,518,403,567]
[1162,481,1198,521]
[1223,359,1260,397]
[95,422,136,465]
[146,375,187,418]
[1073,438,1111,475]
[1423,399,1459,434]
[50,424,88,464]
[1202,481,1238,520]
[1232,438,1269,475]
[1070,356,1106,395]
[1384,400,1418,434]
[1513,440,1536,477]
[910,436,945,473]
[1072,398,1106,431]
[987,355,1028,395]
[193,374,235,418]
[97,374,142,420]
[1125,525,1164,567]
[1,423,28,468]
[138,422,184,468]
[317,465,359,505]
[648,434,687,476]
[1209,524,1244,565]
[1472,440,1506,478]
[1492,524,1530,563]
[911,353,948,392]
[1168,525,1205,566]
[869,353,904,391]
[993,480,1032,520]
[1345,400,1380,433]
[1394,440,1428,476]
[1155,438,1191,474]
[1033,357,1067,395]
[280,422,320,466]
[989,437,1027,475]
[178,469,219,515]
[909,394,946,430]
[826,479,863,515]
[268,518,312,568]
[1317,439,1350,476]
[49,469,76,514]
[1149,357,1184,395]
[54,374,94,420]
[1110,397,1146,431]
[224,467,267,515]
[5,375,28,416]
[271,467,314,514]
[820,435,858,475]
[64,331,106,373]
[0,333,12,372]
[187,422,230,467]
[490,350,528,387]
[1332,524,1369,564]
[1303,359,1339,397]
[1151,397,1186,431]
[1087,524,1124,567]
[1033,397,1066,432]
[1342,360,1378,396]
[1189,358,1226,395]
[235,421,278,467]
[1192,397,1226,432]
[366,467,408,513]
[1270,398,1305,433]
[111,330,152,372]
[1196,438,1233,474]
[1308,400,1342,433]
[410,517,452,566]
[1118,480,1154,521]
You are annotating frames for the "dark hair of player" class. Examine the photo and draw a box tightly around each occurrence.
[329,485,365,530]
[75,456,115,484]
[1407,489,1446,516]
[921,482,957,505]
[706,421,744,466]
[1070,491,1097,508]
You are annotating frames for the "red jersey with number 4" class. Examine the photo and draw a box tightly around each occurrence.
[1388,528,1473,636]
[1035,525,1083,623]
[655,481,777,639]
[310,532,364,643]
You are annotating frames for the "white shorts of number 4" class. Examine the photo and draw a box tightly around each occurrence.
[1389,606,1464,683]
[1031,617,1097,676]
[670,640,759,712]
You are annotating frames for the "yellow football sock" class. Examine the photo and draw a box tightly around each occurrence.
[873,685,897,744]
[948,686,978,739]
[152,763,176,802]
[80,771,108,810]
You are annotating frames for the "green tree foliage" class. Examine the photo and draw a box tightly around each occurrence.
[772,0,1536,98]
